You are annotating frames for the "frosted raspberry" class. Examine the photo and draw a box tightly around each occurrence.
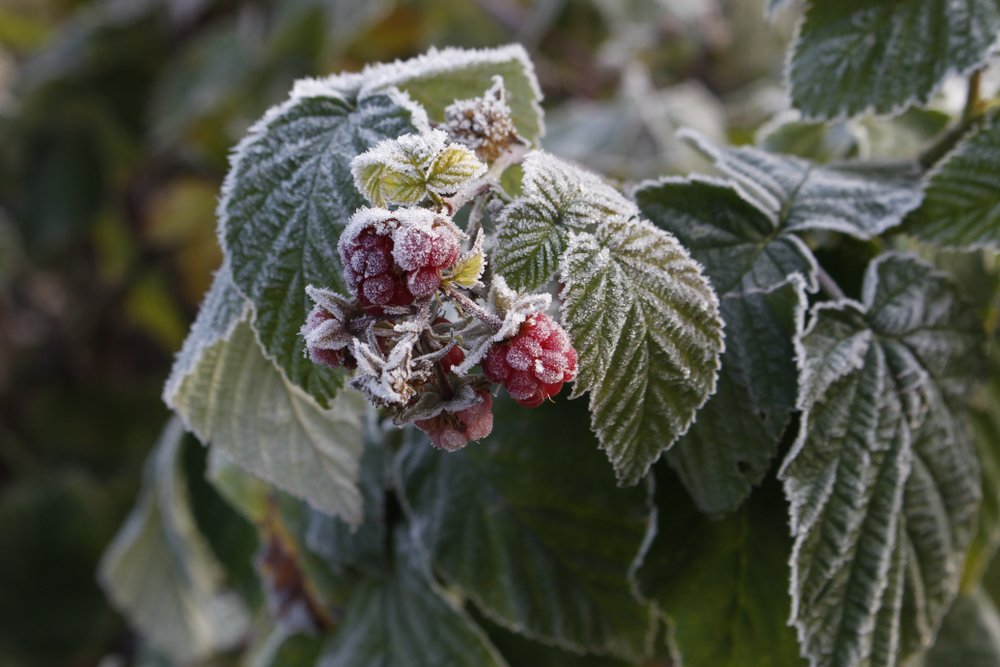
[481,313,577,408]
[339,209,461,308]
[302,304,355,369]
[415,390,494,451]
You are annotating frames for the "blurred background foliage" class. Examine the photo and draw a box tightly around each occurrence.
[0,0,989,665]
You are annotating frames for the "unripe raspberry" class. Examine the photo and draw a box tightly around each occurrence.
[482,313,577,408]
[339,208,461,307]
[415,389,494,451]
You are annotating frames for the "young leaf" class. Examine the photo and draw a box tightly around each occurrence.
[221,78,421,406]
[781,254,984,667]
[635,176,818,295]
[493,151,639,291]
[99,419,251,664]
[788,0,1000,119]
[635,474,805,667]
[167,315,366,525]
[906,112,1000,250]
[316,527,508,667]
[666,280,805,514]
[683,130,923,239]
[396,398,655,661]
[561,217,724,485]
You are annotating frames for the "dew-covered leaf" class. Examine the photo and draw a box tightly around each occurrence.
[561,217,724,485]
[789,0,1000,119]
[636,475,804,667]
[99,419,251,664]
[683,130,923,239]
[907,112,1000,250]
[636,176,817,296]
[781,254,983,667]
[362,44,545,143]
[316,527,507,667]
[220,78,419,405]
[166,306,366,525]
[396,397,655,660]
[667,279,805,514]
[493,151,638,291]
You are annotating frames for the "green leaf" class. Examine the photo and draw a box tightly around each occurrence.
[561,216,724,485]
[667,280,805,514]
[913,589,1000,667]
[683,130,923,239]
[636,474,805,667]
[493,151,639,291]
[907,112,1000,250]
[166,304,366,524]
[316,527,508,667]
[781,254,984,667]
[427,144,487,193]
[788,0,1000,119]
[396,397,655,660]
[365,44,545,143]
[220,79,419,405]
[99,418,251,664]
[636,175,817,296]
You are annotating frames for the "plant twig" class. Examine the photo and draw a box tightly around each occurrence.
[816,266,847,301]
[446,286,503,332]
[920,70,986,169]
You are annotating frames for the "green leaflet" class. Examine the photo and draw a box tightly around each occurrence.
[493,151,639,292]
[912,589,1000,667]
[789,0,1000,119]
[98,419,251,664]
[636,473,805,667]
[561,216,724,485]
[396,397,655,660]
[781,254,984,667]
[220,85,417,405]
[316,527,508,667]
[907,112,1000,250]
[683,130,923,240]
[167,293,367,525]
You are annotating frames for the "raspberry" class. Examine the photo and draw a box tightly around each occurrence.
[339,209,461,308]
[415,390,494,451]
[302,305,355,369]
[482,313,577,408]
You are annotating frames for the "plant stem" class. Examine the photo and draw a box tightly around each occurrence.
[466,194,487,243]
[920,70,986,169]
[963,69,983,123]
[446,286,503,333]
[816,265,846,301]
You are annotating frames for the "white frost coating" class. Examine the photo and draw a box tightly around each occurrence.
[680,128,923,239]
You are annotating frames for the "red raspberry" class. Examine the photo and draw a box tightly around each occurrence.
[339,209,461,308]
[482,313,577,408]
[415,390,494,451]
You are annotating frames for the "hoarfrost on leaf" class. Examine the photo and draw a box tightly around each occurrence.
[560,217,724,485]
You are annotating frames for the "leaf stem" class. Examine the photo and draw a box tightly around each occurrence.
[920,70,986,169]
[466,194,487,243]
[963,69,984,123]
[445,286,503,333]
[816,266,847,301]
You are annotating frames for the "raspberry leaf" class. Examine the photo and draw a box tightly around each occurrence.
[913,590,1000,666]
[906,112,1000,250]
[493,151,639,291]
[560,217,724,485]
[683,130,923,240]
[99,419,251,664]
[788,0,1000,119]
[396,398,656,660]
[426,143,487,194]
[781,254,983,667]
[635,475,804,667]
[316,527,507,667]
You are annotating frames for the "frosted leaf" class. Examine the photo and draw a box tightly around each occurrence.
[446,230,486,289]
[166,315,366,525]
[788,0,1000,119]
[351,129,486,207]
[99,418,251,664]
[494,150,639,291]
[636,175,818,296]
[683,129,923,239]
[780,254,984,667]
[560,217,724,485]
[452,275,551,376]
[906,111,1000,250]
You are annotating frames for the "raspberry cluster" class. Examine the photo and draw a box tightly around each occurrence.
[340,209,461,308]
[482,313,578,408]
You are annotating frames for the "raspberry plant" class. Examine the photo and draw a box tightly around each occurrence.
[100,7,1000,666]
